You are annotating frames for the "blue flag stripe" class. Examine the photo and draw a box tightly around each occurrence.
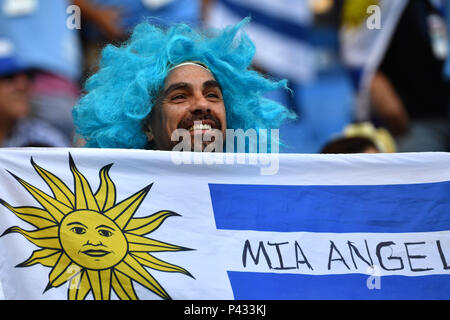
[219,0,332,46]
[228,271,450,299]
[209,181,450,233]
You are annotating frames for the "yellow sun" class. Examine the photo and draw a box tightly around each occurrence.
[0,154,193,300]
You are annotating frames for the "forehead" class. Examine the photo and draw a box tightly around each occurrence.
[164,64,217,88]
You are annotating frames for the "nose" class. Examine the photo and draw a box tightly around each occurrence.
[190,92,210,114]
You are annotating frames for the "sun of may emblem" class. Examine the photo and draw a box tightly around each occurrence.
[0,155,193,300]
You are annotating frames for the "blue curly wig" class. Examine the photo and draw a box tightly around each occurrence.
[72,18,296,149]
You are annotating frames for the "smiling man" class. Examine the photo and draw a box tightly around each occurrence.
[144,61,227,151]
[73,18,295,152]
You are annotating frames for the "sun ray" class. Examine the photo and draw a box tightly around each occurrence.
[69,154,99,211]
[0,200,57,229]
[86,270,104,300]
[126,233,191,252]
[115,255,171,300]
[7,171,71,222]
[103,184,152,229]
[68,270,91,300]
[95,164,116,212]
[131,252,194,278]
[16,249,61,268]
[112,270,138,300]
[31,158,75,208]
[100,269,112,300]
[47,253,79,288]
[125,210,180,235]
[1,226,61,249]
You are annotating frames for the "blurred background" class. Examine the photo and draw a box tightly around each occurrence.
[0,0,448,153]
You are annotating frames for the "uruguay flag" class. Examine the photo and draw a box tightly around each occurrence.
[204,0,318,83]
[0,148,449,300]
[339,0,408,120]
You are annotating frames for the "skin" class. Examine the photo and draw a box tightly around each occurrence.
[145,64,227,151]
[0,73,30,120]
[363,146,379,154]
[370,71,409,136]
[59,210,128,270]
[0,73,31,145]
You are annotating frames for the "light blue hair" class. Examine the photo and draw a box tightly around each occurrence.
[72,18,296,149]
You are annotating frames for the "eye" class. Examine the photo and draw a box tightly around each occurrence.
[70,227,86,235]
[98,229,113,237]
[206,92,221,100]
[171,94,186,101]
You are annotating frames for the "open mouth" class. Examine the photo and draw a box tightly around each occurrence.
[81,249,111,257]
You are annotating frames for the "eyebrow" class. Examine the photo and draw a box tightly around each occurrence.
[203,80,221,91]
[163,82,191,97]
[67,222,87,228]
[96,224,115,231]
[163,80,222,97]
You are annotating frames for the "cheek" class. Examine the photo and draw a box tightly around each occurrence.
[164,106,188,132]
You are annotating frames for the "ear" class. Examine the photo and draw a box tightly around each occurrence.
[143,124,154,142]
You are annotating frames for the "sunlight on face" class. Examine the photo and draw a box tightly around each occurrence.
[59,210,128,270]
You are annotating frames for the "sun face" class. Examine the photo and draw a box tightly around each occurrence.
[59,210,129,270]
[0,154,193,300]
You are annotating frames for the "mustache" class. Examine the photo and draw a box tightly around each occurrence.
[178,113,222,130]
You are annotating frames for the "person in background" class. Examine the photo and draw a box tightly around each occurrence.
[320,137,379,153]
[320,121,395,153]
[0,0,82,144]
[371,0,449,152]
[340,0,449,152]
[0,43,71,148]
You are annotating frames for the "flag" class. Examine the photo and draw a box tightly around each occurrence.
[0,148,449,300]
[339,0,408,120]
[205,0,318,83]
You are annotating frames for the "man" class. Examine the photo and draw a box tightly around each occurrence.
[144,61,227,151]
[72,19,296,151]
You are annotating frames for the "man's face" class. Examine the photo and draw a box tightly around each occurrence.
[145,64,227,151]
[0,73,30,120]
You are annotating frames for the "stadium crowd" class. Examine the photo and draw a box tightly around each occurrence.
[0,0,449,153]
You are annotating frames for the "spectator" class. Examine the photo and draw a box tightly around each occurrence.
[72,19,295,151]
[340,0,450,152]
[320,136,379,153]
[0,0,82,144]
[373,0,449,152]
[320,121,396,153]
[0,41,71,148]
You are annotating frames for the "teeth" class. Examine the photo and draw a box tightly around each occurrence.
[189,123,212,131]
